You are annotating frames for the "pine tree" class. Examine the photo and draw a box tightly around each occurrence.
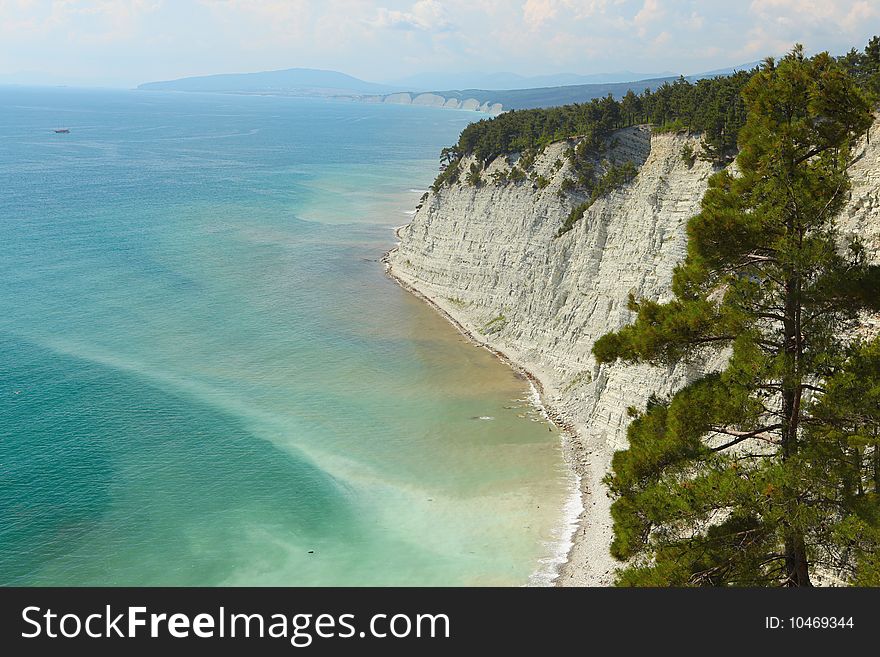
[593,46,880,586]
[620,90,641,126]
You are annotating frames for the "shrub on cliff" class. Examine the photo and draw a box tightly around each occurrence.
[490,169,510,185]
[680,143,696,168]
[557,162,638,236]
[466,162,483,187]
[431,161,460,191]
[594,46,880,586]
[565,141,597,188]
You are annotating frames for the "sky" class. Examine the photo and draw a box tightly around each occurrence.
[0,0,878,87]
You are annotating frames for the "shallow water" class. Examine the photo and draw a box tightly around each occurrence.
[0,88,571,586]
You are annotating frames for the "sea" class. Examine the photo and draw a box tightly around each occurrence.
[0,87,573,586]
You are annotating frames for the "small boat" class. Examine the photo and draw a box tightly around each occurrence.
[53,128,70,134]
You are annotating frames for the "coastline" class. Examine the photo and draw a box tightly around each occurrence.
[379,131,722,588]
[378,115,880,588]
[383,231,606,587]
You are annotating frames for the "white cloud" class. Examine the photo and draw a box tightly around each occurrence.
[685,10,703,31]
[743,0,879,57]
[3,1,878,89]
[0,0,164,43]
[839,0,877,31]
[634,0,662,25]
[653,30,670,46]
[633,0,663,37]
[368,0,453,32]
[197,0,310,34]
[521,0,613,30]
[748,0,878,32]
[522,0,557,29]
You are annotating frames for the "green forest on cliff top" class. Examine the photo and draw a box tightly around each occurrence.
[433,37,880,192]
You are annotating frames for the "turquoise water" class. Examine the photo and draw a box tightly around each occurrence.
[0,88,571,586]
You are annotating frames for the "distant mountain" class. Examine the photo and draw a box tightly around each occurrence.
[690,61,761,77]
[136,62,764,114]
[137,68,400,95]
[386,70,676,92]
[373,62,766,115]
[413,77,680,112]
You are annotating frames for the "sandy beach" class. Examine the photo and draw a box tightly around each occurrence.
[384,237,616,586]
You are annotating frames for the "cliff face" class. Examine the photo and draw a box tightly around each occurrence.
[842,126,880,338]
[386,122,880,586]
[374,92,503,114]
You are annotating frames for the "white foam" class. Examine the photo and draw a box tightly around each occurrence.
[527,466,583,587]
[522,378,585,587]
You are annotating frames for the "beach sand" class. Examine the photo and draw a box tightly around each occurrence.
[384,240,614,586]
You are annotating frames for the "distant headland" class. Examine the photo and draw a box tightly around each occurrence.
[137,63,757,115]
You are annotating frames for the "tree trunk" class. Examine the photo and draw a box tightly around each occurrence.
[781,273,811,586]
[873,437,879,494]
[784,534,813,586]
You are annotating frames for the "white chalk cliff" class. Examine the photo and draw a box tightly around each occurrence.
[369,92,504,114]
[386,121,880,586]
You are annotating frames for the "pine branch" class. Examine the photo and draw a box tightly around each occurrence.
[709,424,783,451]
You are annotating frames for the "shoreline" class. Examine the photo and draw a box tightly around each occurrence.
[382,239,596,587]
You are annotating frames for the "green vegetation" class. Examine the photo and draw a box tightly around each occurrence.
[435,71,752,178]
[557,162,638,236]
[483,314,507,334]
[651,118,690,134]
[680,143,696,168]
[591,161,638,198]
[432,37,880,194]
[593,46,880,586]
[430,70,755,194]
[431,161,460,191]
[562,370,593,394]
[489,169,510,185]
[839,35,880,95]
[518,150,537,171]
[558,178,577,197]
[561,202,591,235]
[533,173,551,189]
[466,162,483,187]
[565,140,597,187]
